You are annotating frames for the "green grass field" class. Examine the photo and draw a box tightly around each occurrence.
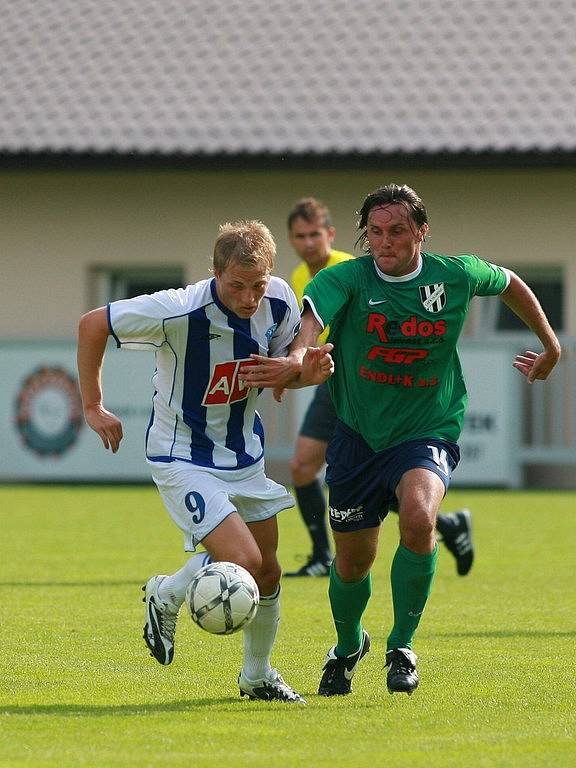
[0,486,574,768]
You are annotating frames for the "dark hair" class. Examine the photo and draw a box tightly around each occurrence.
[287,197,332,231]
[356,184,428,246]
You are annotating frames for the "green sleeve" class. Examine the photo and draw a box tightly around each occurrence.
[303,262,353,326]
[460,255,510,297]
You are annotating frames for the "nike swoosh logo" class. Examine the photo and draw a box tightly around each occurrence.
[343,662,359,680]
[368,298,388,306]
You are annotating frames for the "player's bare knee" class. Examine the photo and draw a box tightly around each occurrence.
[334,555,371,583]
[289,456,317,487]
[399,511,436,552]
[232,549,263,580]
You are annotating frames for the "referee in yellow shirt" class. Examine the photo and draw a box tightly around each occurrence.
[285,198,353,576]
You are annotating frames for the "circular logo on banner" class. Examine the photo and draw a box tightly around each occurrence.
[15,366,84,457]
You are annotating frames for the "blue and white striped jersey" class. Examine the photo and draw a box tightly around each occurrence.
[108,276,300,470]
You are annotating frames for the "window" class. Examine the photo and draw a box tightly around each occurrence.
[89,265,185,306]
[474,265,564,336]
[497,268,563,332]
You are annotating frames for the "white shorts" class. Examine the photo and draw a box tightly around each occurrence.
[148,459,294,552]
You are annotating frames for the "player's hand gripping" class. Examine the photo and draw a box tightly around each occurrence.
[83,404,124,452]
[238,343,334,396]
[513,347,560,383]
[299,343,334,386]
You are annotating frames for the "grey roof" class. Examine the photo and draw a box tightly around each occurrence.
[1,0,576,158]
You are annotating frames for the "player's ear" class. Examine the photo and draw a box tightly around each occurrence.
[419,224,429,242]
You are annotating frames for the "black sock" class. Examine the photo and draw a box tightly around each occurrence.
[294,479,331,561]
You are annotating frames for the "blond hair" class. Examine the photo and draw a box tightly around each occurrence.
[213,220,276,273]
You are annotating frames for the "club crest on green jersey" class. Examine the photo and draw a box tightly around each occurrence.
[419,283,446,313]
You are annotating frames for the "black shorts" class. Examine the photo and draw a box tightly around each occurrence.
[326,420,460,533]
[299,382,338,443]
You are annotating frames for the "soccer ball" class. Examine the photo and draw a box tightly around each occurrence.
[185,561,260,635]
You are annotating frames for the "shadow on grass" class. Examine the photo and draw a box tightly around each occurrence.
[0,581,143,588]
[429,630,576,638]
[1,700,300,716]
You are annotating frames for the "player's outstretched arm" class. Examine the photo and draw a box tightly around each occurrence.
[238,309,330,395]
[77,307,124,452]
[500,271,561,383]
[241,343,333,390]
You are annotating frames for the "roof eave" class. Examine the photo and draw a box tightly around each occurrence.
[1,148,576,171]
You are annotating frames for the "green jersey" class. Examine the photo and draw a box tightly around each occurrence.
[303,252,509,451]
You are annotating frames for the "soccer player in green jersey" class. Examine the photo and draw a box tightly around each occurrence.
[286,196,475,578]
[239,183,560,697]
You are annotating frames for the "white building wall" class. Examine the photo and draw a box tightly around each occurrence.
[1,167,574,339]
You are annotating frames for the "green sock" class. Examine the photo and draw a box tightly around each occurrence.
[387,543,438,651]
[328,562,372,657]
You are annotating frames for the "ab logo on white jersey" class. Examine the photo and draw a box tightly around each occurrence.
[202,359,257,406]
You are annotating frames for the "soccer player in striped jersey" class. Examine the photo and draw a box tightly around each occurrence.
[240,185,560,697]
[77,220,333,704]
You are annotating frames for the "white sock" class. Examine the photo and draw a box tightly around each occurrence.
[241,586,280,680]
[157,552,212,607]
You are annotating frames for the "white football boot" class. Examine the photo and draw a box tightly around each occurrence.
[239,669,306,703]
[142,575,179,665]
